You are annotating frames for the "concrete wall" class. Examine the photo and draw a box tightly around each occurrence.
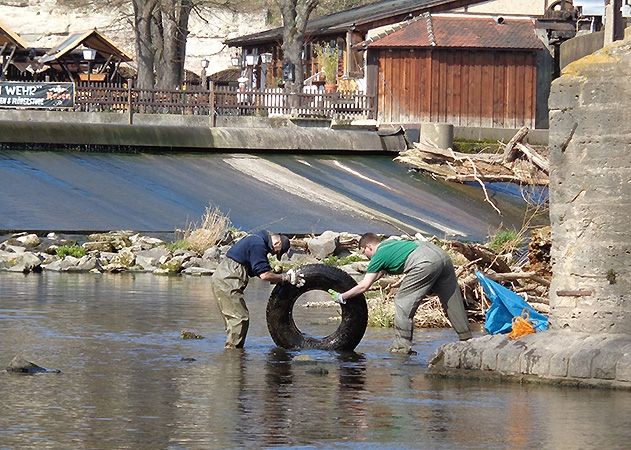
[454,0,547,15]
[560,31,605,70]
[0,110,405,152]
[400,124,548,145]
[548,37,631,334]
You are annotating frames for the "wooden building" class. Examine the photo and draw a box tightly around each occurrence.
[1,24,132,83]
[359,14,547,128]
[0,20,46,81]
[39,29,132,83]
[224,0,495,89]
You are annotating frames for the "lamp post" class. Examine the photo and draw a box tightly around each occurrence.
[82,48,96,83]
[231,55,241,67]
[201,58,209,90]
[245,54,256,90]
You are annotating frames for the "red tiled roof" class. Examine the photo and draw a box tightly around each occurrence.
[365,14,545,50]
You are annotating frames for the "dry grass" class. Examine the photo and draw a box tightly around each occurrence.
[413,296,450,328]
[367,292,450,329]
[183,206,231,254]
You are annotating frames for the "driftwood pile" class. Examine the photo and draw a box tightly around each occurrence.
[375,228,552,327]
[395,126,549,187]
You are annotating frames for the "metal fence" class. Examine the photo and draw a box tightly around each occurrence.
[73,82,376,121]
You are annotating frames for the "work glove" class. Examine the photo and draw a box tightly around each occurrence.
[282,269,305,287]
[327,289,346,305]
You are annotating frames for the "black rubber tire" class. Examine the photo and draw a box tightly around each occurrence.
[266,264,368,351]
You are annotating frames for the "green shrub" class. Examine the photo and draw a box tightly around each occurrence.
[488,228,521,254]
[56,245,86,258]
[166,240,189,252]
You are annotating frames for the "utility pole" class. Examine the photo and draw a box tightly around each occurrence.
[604,0,625,44]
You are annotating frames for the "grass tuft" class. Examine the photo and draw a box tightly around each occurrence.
[56,245,86,259]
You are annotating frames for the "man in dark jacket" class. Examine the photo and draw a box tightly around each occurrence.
[211,230,303,349]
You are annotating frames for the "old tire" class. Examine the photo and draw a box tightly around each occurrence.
[266,264,368,351]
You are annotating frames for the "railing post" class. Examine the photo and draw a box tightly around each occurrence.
[127,78,134,125]
[208,81,216,127]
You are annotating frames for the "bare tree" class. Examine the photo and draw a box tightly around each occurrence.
[277,0,318,95]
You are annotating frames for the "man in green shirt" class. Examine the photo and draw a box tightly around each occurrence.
[330,233,472,354]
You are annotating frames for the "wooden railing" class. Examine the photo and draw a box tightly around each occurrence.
[73,82,376,121]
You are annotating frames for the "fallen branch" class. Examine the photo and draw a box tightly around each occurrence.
[502,126,529,163]
[515,142,549,174]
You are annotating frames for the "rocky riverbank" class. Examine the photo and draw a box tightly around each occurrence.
[0,230,360,277]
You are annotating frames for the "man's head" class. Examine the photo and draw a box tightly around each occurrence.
[270,233,291,258]
[358,233,381,259]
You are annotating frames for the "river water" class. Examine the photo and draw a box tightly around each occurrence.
[1,273,630,449]
[0,150,531,241]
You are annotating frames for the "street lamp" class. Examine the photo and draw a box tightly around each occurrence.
[245,54,256,89]
[201,58,209,89]
[231,54,241,67]
[82,48,96,83]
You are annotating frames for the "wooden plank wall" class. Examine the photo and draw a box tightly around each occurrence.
[376,48,537,128]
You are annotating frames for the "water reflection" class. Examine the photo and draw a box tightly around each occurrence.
[1,273,631,449]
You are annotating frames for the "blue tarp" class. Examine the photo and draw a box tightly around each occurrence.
[476,271,549,335]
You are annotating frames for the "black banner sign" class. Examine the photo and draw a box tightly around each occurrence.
[0,82,75,108]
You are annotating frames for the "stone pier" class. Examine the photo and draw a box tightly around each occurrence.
[429,33,631,389]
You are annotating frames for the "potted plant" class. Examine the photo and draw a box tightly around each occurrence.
[315,43,340,93]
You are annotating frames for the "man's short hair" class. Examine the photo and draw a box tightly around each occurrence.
[358,233,381,250]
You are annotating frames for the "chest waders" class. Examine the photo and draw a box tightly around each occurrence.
[391,242,472,354]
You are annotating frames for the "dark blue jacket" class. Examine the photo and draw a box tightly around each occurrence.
[226,230,273,277]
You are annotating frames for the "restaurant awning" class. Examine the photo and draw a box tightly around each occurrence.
[39,29,131,64]
[0,19,29,50]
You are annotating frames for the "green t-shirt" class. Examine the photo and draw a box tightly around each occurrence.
[365,239,418,275]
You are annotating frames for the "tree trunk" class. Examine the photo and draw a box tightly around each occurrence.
[279,0,318,101]
[156,0,192,89]
[132,0,158,90]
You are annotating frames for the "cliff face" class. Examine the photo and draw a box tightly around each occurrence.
[1,0,268,76]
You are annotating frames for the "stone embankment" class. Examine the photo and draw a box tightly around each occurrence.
[429,332,631,389]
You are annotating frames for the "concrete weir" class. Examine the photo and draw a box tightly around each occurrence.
[430,34,631,389]
[0,111,407,152]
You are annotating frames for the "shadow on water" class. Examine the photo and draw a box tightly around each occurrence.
[1,273,629,449]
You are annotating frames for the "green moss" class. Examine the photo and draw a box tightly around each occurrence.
[453,139,498,154]
[322,254,364,266]
[56,245,86,258]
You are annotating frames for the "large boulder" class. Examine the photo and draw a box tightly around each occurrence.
[15,233,41,248]
[42,256,81,271]
[306,230,339,259]
[0,251,42,273]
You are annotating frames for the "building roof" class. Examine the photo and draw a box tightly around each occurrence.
[360,14,545,50]
[209,68,241,83]
[0,19,29,49]
[224,0,483,46]
[39,29,131,64]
